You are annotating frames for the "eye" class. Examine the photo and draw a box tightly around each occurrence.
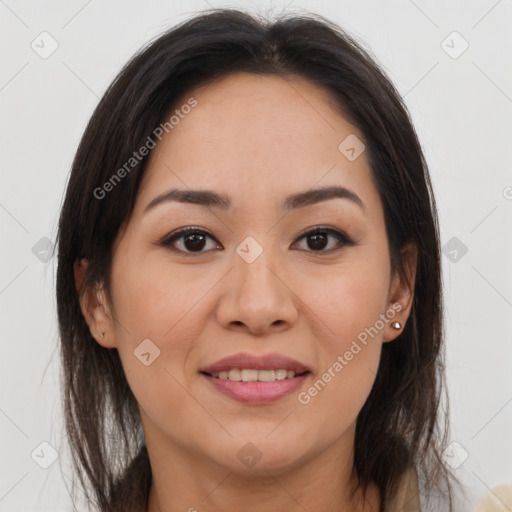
[292,227,354,253]
[159,227,222,254]
[159,226,354,255]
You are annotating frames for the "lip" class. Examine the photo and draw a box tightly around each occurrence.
[200,353,311,404]
[200,352,311,374]
[203,374,309,403]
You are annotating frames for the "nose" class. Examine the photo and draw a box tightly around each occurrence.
[215,245,299,335]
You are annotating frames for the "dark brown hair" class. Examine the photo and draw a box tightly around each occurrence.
[56,7,460,511]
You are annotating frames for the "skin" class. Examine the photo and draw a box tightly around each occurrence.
[75,72,417,512]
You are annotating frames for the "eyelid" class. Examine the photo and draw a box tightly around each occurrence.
[159,226,221,251]
[294,226,353,245]
[292,226,355,252]
[159,225,355,254]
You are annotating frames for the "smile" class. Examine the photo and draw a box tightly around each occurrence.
[209,369,299,381]
[200,352,312,403]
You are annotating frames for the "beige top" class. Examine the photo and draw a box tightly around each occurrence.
[385,468,421,512]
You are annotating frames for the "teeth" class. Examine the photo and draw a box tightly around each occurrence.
[211,369,298,381]
[258,370,275,382]
[275,369,287,380]
[241,369,259,382]
[228,369,241,381]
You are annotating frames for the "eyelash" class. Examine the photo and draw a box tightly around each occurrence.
[159,226,355,255]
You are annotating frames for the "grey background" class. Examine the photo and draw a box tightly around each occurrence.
[1,0,511,510]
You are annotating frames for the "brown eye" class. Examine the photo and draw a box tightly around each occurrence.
[309,233,328,250]
[182,232,207,251]
[160,226,354,255]
[160,227,221,254]
[294,228,354,253]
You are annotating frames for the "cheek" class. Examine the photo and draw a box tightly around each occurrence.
[111,251,207,341]
[109,258,207,431]
[295,272,387,434]
[304,259,390,346]
[296,250,390,401]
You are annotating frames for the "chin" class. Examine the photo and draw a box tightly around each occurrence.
[208,436,309,476]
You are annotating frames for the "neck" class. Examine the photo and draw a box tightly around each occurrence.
[144,422,380,512]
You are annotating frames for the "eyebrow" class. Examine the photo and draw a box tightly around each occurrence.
[143,185,364,213]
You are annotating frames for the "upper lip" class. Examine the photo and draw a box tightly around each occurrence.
[200,353,311,374]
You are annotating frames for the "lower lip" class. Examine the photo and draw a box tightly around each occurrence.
[203,373,309,404]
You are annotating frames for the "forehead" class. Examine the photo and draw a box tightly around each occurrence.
[136,71,380,218]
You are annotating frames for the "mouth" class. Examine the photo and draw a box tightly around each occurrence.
[200,353,311,404]
[203,368,308,382]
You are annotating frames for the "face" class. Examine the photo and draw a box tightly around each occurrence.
[77,72,415,477]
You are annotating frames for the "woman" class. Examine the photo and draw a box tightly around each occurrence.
[56,7,461,511]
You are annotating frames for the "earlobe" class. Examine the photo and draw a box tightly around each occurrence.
[73,259,117,349]
[383,243,418,343]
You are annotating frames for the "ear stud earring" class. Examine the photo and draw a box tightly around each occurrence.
[391,322,402,330]
[100,332,105,339]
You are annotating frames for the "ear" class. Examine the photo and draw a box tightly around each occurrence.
[73,258,117,349]
[383,243,417,343]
